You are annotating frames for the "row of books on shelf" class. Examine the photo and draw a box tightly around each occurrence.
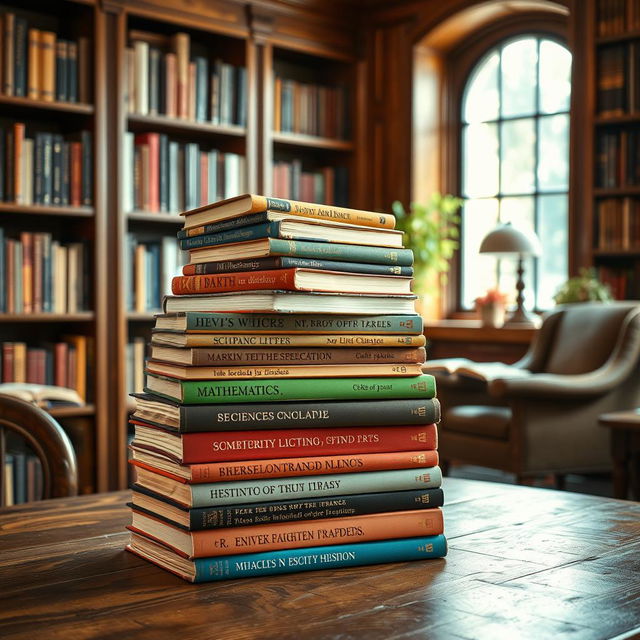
[1,336,90,401]
[0,125,92,206]
[125,32,246,126]
[126,337,147,395]
[124,234,184,312]
[3,451,43,505]
[0,230,88,313]
[595,129,640,188]
[272,161,348,207]
[0,12,90,103]
[123,132,244,213]
[597,0,640,36]
[596,197,640,249]
[273,77,349,140]
[598,263,640,298]
[597,43,640,116]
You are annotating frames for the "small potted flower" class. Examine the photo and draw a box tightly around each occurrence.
[474,289,509,328]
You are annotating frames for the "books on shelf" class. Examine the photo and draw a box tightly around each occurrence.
[273,76,348,140]
[125,31,246,125]
[596,197,640,249]
[3,450,42,506]
[123,132,245,214]
[0,125,92,207]
[595,128,640,188]
[126,194,447,581]
[0,229,89,313]
[596,0,640,37]
[1,12,90,103]
[1,336,91,401]
[272,161,348,207]
[598,263,640,298]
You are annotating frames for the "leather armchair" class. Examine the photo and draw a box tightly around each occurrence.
[428,302,640,481]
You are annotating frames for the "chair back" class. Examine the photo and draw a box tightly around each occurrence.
[524,302,640,375]
[0,395,78,506]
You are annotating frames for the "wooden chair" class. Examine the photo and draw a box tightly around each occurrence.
[0,395,78,505]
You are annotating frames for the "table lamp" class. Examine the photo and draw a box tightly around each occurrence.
[479,222,542,328]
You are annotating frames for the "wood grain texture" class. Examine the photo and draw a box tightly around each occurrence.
[1,479,640,639]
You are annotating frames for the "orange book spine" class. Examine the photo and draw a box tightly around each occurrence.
[190,508,444,557]
[27,28,40,100]
[39,31,56,103]
[20,231,33,313]
[165,52,177,118]
[171,269,297,295]
[134,450,440,484]
[173,33,189,118]
[188,61,196,120]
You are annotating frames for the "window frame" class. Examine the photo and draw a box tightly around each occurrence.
[442,14,569,317]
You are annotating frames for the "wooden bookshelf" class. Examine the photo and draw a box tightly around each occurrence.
[127,211,182,223]
[0,312,95,322]
[272,131,355,152]
[127,113,246,138]
[0,203,94,217]
[0,95,94,115]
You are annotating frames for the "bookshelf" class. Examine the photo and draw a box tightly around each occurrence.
[588,0,640,299]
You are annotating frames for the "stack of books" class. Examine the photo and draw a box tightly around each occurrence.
[126,194,446,582]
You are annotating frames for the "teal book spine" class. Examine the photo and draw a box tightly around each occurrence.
[190,466,442,508]
[192,535,447,582]
[163,374,436,404]
[268,238,414,266]
[178,312,423,334]
[180,222,273,250]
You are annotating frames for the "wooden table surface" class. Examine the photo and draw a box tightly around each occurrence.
[1,478,640,640]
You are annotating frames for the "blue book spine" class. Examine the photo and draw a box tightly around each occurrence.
[42,234,52,312]
[176,211,270,239]
[179,221,274,250]
[0,227,4,312]
[192,535,447,582]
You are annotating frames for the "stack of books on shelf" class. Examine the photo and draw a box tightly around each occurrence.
[272,160,348,207]
[0,125,93,206]
[0,229,88,313]
[0,13,91,103]
[125,31,246,125]
[126,193,446,582]
[3,446,43,506]
[122,133,244,214]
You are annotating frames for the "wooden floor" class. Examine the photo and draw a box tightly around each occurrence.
[1,479,639,639]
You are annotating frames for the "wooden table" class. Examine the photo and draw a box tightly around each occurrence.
[2,479,640,640]
[600,409,640,500]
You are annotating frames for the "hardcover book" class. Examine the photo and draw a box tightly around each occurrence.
[127,532,447,582]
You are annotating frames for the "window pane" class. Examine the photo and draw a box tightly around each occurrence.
[462,123,499,198]
[498,197,536,310]
[501,39,537,118]
[501,118,536,194]
[462,198,499,309]
[537,194,568,309]
[539,40,572,114]
[538,114,569,191]
[463,50,500,123]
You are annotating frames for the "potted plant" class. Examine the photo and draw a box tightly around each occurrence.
[392,193,463,316]
[553,268,613,304]
[474,288,510,328]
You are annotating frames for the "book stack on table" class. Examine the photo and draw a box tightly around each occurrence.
[126,194,447,582]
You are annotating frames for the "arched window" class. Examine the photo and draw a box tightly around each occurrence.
[460,36,571,310]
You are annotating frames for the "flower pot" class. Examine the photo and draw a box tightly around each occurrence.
[478,303,505,328]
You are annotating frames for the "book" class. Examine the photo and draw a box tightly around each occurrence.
[153,312,423,334]
[149,345,426,366]
[128,508,444,557]
[130,446,440,483]
[145,372,436,404]
[133,464,442,507]
[161,291,417,315]
[171,269,412,296]
[180,219,403,252]
[422,358,532,382]
[130,485,444,530]
[182,256,414,277]
[127,532,447,582]
[150,332,426,348]
[181,193,396,230]
[186,237,413,266]
[145,360,424,380]
[131,393,440,431]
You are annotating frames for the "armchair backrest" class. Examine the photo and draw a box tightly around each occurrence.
[525,302,640,375]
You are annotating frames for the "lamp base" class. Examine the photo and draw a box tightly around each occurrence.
[503,307,541,328]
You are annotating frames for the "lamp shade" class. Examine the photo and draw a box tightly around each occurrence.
[479,222,541,257]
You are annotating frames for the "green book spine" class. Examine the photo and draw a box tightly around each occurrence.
[190,466,442,507]
[166,374,435,404]
[267,238,414,266]
[178,313,423,334]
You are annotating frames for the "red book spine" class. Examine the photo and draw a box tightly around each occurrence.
[26,349,37,383]
[54,342,68,387]
[135,133,159,212]
[2,344,14,382]
[175,424,438,464]
[70,142,82,206]
[171,269,298,295]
